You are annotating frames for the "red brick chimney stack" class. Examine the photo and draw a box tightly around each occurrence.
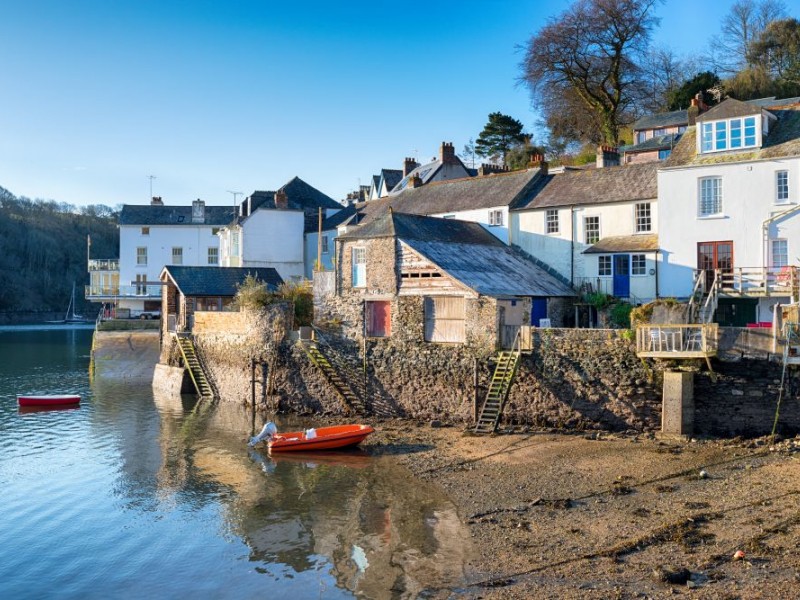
[274,190,288,209]
[403,157,418,177]
[440,141,457,165]
[407,174,423,189]
[529,154,548,175]
[596,145,620,168]
[151,196,163,206]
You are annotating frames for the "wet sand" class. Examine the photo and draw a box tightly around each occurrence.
[365,423,800,599]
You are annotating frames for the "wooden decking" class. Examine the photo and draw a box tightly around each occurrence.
[636,323,718,359]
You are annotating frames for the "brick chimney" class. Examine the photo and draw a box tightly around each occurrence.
[150,196,163,206]
[596,146,620,168]
[191,199,205,223]
[403,157,418,177]
[440,141,458,165]
[478,163,510,176]
[274,189,288,210]
[688,92,708,126]
[529,154,548,176]
[407,174,423,189]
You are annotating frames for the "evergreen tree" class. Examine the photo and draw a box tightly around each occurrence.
[475,112,528,165]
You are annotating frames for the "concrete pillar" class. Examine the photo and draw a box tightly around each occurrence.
[662,371,694,437]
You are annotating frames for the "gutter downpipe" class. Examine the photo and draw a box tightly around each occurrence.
[570,205,576,287]
[762,203,800,283]
[655,249,660,299]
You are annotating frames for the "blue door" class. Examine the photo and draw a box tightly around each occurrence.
[531,298,548,326]
[613,255,630,298]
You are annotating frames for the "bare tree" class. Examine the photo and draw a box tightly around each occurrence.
[711,0,787,74]
[640,47,693,113]
[520,0,662,146]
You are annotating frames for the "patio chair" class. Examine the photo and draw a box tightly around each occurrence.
[649,328,667,352]
[684,330,703,351]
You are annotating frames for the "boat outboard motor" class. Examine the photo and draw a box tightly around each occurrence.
[249,421,278,446]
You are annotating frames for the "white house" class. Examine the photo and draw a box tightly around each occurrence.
[511,151,660,304]
[389,142,472,194]
[658,97,800,325]
[86,197,235,316]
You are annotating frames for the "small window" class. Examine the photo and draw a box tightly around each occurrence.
[701,122,713,152]
[635,203,651,233]
[211,227,220,236]
[699,177,722,216]
[352,247,366,288]
[207,247,218,265]
[653,128,666,136]
[141,227,150,235]
[321,235,329,254]
[658,149,671,160]
[772,239,788,268]
[584,216,600,244]
[442,214,456,219]
[631,254,647,275]
[776,171,789,203]
[636,131,647,144]
[598,255,612,277]
[136,247,147,266]
[546,209,559,234]
[231,231,240,257]
[488,210,504,226]
[172,247,183,265]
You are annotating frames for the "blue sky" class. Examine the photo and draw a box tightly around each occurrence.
[0,0,764,207]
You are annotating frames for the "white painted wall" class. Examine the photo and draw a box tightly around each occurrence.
[658,156,800,301]
[511,198,659,301]
[119,223,222,310]
[430,206,510,243]
[234,208,305,281]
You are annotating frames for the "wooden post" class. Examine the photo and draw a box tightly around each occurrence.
[316,207,323,272]
[473,358,479,423]
[250,358,256,422]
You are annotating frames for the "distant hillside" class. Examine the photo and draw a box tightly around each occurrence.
[0,186,119,313]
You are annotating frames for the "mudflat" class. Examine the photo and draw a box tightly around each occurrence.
[367,423,800,599]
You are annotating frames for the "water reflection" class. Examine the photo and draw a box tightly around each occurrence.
[149,391,472,598]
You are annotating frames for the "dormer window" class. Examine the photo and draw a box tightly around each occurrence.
[700,116,758,153]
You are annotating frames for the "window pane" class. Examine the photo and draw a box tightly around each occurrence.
[631,254,647,275]
[777,171,789,202]
[172,247,183,265]
[744,117,756,146]
[137,247,147,265]
[701,123,713,152]
[599,255,612,276]
[635,203,651,232]
[207,247,218,265]
[772,240,788,268]
[584,216,600,244]
[699,178,722,216]
[715,121,727,150]
[729,119,742,148]
[546,209,559,233]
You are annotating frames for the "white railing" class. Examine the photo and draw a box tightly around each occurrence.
[87,259,119,271]
[636,323,718,356]
[695,267,799,299]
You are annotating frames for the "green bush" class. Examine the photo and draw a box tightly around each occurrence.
[610,302,633,329]
[234,274,272,310]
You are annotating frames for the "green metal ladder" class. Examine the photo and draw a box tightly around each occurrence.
[475,334,522,435]
[302,341,366,415]
[176,334,215,398]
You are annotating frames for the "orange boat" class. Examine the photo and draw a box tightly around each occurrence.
[268,424,374,452]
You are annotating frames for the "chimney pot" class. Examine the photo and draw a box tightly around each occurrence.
[440,141,457,165]
[150,196,163,206]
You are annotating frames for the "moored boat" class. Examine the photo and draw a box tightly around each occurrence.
[17,394,81,407]
[251,423,374,452]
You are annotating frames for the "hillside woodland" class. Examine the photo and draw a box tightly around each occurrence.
[0,185,119,314]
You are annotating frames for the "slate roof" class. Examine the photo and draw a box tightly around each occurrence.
[697,97,766,122]
[119,204,235,226]
[748,96,800,109]
[622,133,682,154]
[340,212,575,297]
[513,162,658,211]
[663,107,800,168]
[161,266,283,297]
[246,176,341,212]
[583,234,660,254]
[320,204,358,230]
[380,169,403,191]
[632,109,688,131]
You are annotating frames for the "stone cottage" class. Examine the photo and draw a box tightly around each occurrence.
[316,210,575,354]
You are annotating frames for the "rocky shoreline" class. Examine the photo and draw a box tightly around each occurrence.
[361,422,800,598]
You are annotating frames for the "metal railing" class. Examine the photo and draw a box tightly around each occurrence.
[88,259,119,271]
[85,284,162,299]
[635,323,718,356]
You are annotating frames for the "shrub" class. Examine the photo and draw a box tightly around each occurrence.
[234,274,272,310]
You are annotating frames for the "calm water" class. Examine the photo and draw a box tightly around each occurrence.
[0,327,470,599]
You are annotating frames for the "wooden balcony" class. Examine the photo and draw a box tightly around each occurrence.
[636,323,718,359]
[699,267,799,300]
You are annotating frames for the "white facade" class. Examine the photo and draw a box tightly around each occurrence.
[119,223,223,312]
[511,198,659,302]
[658,156,800,320]
[430,206,510,243]
[219,208,305,281]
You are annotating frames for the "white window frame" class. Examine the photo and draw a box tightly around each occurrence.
[776,170,789,203]
[488,209,504,226]
[352,247,366,288]
[172,247,183,265]
[700,116,759,153]
[136,246,147,266]
[631,254,647,276]
[771,239,788,268]
[698,177,723,217]
[231,231,240,257]
[635,202,651,233]
[207,247,218,265]
[546,209,559,234]
[598,255,612,277]
[584,216,600,244]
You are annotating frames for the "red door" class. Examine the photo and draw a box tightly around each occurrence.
[697,241,733,289]
[367,301,391,337]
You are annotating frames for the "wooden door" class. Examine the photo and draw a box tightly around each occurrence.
[698,241,733,289]
[613,255,630,298]
[366,301,391,337]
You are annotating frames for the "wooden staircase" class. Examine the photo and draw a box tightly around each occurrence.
[302,340,366,415]
[689,270,719,324]
[475,335,522,435]
[176,334,216,398]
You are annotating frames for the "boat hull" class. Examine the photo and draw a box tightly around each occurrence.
[268,424,374,452]
[17,395,81,407]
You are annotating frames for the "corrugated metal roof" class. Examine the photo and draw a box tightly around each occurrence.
[513,162,658,211]
[583,234,659,254]
[622,133,682,154]
[161,266,283,297]
[119,204,235,226]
